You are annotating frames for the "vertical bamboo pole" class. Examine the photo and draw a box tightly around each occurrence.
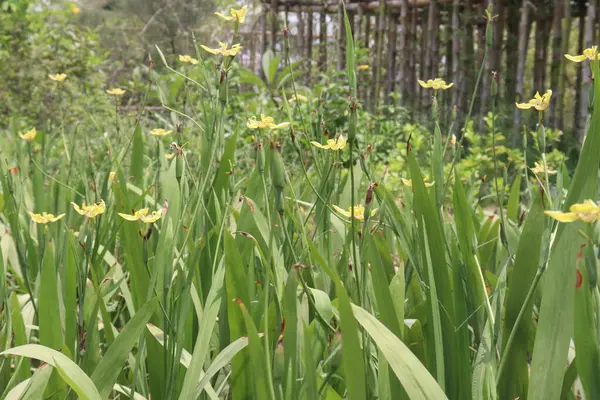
[452,0,461,111]
[385,14,398,103]
[463,0,475,116]
[419,10,428,108]
[261,10,267,78]
[491,1,505,94]
[573,8,585,135]
[307,6,313,83]
[356,6,363,41]
[297,8,305,53]
[512,1,532,138]
[319,6,327,71]
[364,14,372,107]
[398,0,408,105]
[556,0,571,130]
[408,6,417,111]
[578,0,597,141]
[371,0,386,110]
[549,0,565,126]
[337,6,345,70]
[270,0,278,52]
[533,14,551,92]
[505,0,520,104]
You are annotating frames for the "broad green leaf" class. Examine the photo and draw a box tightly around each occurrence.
[335,280,367,400]
[130,125,144,188]
[195,336,251,397]
[573,256,600,399]
[179,261,225,400]
[352,305,448,400]
[498,194,545,399]
[4,365,52,400]
[91,297,158,398]
[0,345,102,400]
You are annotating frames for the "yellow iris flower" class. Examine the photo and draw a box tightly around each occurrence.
[28,211,65,224]
[565,46,599,62]
[72,200,106,219]
[358,65,370,71]
[402,176,435,188]
[333,204,377,221]
[179,54,199,65]
[545,200,600,223]
[311,136,347,151]
[289,94,309,103]
[247,114,290,130]
[151,128,173,137]
[19,127,37,142]
[515,90,552,111]
[106,88,126,96]
[418,78,454,90]
[200,42,242,57]
[72,7,80,14]
[450,134,457,146]
[530,161,557,175]
[118,208,163,223]
[49,73,67,82]
[215,5,248,23]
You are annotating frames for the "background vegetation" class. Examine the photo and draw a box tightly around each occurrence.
[1,0,599,399]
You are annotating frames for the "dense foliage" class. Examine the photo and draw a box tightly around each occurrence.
[1,2,600,400]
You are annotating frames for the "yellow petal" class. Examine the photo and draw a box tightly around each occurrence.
[401,178,413,187]
[141,211,162,223]
[231,6,248,22]
[565,54,587,62]
[331,136,347,150]
[417,79,431,88]
[50,213,66,222]
[515,102,533,109]
[425,181,435,187]
[200,45,219,55]
[151,128,174,137]
[215,12,233,21]
[71,202,85,215]
[311,141,331,149]
[272,122,291,129]
[118,213,140,221]
[544,211,579,222]
[333,205,352,218]
[569,200,598,214]
[370,208,378,216]
[106,88,126,96]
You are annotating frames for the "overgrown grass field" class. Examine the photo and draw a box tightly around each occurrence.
[1,3,600,400]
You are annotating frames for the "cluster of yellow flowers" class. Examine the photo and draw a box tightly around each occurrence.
[179,54,199,65]
[401,176,435,188]
[151,128,173,137]
[516,46,598,113]
[546,200,600,223]
[311,136,347,151]
[30,200,164,225]
[418,78,453,90]
[19,127,37,142]
[247,114,290,130]
[516,90,552,111]
[333,205,377,221]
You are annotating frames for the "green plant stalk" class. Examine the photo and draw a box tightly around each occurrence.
[538,111,554,209]
[442,27,490,198]
[496,266,544,385]
[348,108,362,306]
[490,76,510,252]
